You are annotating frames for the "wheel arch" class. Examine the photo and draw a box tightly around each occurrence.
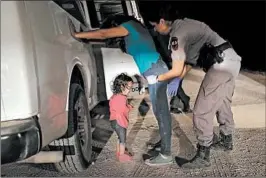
[66,59,92,111]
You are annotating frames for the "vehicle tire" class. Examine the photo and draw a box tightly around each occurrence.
[53,83,92,174]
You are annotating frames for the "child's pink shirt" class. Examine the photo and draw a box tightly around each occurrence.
[109,94,133,128]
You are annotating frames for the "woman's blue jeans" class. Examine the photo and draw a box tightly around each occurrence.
[143,59,172,156]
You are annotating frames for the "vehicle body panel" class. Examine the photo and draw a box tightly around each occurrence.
[1,1,98,147]
[101,48,146,99]
[1,1,39,121]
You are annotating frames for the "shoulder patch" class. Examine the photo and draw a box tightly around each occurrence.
[170,37,179,51]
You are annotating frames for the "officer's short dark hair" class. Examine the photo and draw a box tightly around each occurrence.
[144,3,182,23]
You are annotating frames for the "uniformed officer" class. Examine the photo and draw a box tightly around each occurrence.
[145,4,241,168]
[149,28,191,114]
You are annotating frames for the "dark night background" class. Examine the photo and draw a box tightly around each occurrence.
[138,1,266,72]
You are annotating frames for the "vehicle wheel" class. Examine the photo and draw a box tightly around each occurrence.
[53,83,92,174]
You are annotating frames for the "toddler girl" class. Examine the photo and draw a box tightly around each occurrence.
[109,73,134,162]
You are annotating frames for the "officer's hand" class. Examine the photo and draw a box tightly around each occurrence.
[167,77,181,97]
[145,75,158,85]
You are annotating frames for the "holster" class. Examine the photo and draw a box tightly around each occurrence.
[198,41,232,72]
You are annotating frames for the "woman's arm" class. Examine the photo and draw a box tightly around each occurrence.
[74,26,129,40]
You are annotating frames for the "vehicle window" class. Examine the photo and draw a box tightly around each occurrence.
[53,0,86,25]
[87,0,128,28]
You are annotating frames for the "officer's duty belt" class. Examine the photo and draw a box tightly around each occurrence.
[215,41,232,52]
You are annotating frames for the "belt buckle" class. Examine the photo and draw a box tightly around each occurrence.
[218,50,225,58]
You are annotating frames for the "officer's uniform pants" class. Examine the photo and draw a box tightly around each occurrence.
[193,48,241,147]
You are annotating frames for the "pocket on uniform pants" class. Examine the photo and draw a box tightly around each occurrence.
[201,69,221,98]
[199,72,227,116]
[202,83,220,98]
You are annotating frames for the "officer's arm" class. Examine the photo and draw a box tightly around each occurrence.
[180,64,192,78]
[74,26,129,40]
[157,36,188,81]
[157,55,186,81]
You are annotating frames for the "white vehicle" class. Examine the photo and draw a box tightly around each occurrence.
[1,0,146,173]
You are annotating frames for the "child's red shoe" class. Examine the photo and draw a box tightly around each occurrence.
[118,153,133,162]
[116,151,133,160]
[125,150,134,156]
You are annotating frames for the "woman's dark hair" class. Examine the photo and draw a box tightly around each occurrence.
[111,73,133,94]
[100,14,142,53]
[144,3,183,23]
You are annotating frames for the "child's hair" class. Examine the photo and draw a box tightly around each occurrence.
[112,73,133,94]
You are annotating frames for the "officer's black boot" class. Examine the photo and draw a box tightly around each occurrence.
[183,96,192,113]
[182,144,211,169]
[212,132,233,151]
[177,85,192,113]
[170,107,182,114]
[170,96,182,114]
